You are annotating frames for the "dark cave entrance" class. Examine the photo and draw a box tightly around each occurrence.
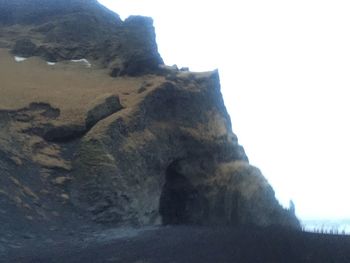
[159,161,198,225]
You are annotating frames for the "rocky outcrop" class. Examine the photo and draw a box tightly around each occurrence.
[0,0,300,233]
[0,0,163,76]
[85,94,123,129]
[69,71,298,228]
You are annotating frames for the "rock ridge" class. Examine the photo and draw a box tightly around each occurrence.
[0,0,163,76]
[0,0,300,237]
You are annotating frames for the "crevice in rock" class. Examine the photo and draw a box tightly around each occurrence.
[15,96,124,143]
[27,122,92,143]
[41,124,87,143]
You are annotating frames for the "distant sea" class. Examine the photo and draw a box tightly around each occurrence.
[301,219,350,234]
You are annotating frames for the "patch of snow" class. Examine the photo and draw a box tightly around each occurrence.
[71,58,91,68]
[47,62,56,66]
[14,56,27,62]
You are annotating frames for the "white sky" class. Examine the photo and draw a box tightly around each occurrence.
[98,0,350,220]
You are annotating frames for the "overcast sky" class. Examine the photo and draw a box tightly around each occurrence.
[98,0,350,220]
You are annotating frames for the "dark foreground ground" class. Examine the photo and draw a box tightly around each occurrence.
[2,225,350,263]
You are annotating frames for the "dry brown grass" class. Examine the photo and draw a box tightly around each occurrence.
[0,48,164,123]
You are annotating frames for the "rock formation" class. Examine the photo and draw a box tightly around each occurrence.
[0,0,299,233]
[0,0,163,76]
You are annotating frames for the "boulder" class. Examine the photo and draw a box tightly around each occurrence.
[85,94,123,129]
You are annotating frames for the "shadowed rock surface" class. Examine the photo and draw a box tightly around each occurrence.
[0,0,299,230]
[0,0,163,76]
[0,0,331,262]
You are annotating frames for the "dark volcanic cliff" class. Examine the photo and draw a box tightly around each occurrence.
[0,0,163,76]
[0,0,299,239]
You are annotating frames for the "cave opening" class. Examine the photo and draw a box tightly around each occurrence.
[159,160,198,225]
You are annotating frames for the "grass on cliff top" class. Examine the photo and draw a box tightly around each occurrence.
[0,48,164,123]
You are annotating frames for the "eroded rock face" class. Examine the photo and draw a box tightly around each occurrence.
[0,0,300,232]
[0,0,163,76]
[70,72,299,228]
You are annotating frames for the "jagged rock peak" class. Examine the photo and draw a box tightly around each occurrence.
[0,0,164,76]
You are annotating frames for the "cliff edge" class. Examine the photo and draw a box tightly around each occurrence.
[0,0,299,239]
